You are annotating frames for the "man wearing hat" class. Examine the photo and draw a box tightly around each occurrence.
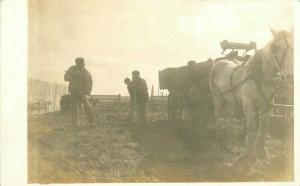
[124,77,135,122]
[131,70,148,124]
[64,57,97,127]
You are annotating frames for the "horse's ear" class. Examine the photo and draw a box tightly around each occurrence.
[291,27,294,35]
[270,27,277,37]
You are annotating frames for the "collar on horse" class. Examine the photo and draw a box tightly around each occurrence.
[249,34,292,113]
[251,33,292,85]
[250,50,278,86]
[219,35,291,113]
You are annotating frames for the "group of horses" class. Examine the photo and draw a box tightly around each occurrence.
[163,28,294,163]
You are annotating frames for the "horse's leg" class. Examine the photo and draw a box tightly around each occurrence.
[210,83,228,150]
[256,111,270,160]
[242,98,258,161]
[223,102,237,152]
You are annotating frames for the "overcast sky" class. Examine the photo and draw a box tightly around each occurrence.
[28,0,294,95]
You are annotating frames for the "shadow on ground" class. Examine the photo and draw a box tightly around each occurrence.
[28,106,292,183]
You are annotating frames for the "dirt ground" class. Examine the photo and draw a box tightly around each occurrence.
[28,104,293,183]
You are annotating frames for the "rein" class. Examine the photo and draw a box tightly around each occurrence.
[260,36,293,82]
[220,55,254,95]
[218,35,292,113]
[253,36,293,113]
[250,50,278,86]
[274,36,293,69]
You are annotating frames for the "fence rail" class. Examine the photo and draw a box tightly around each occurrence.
[28,101,52,114]
[91,95,168,105]
[28,79,68,114]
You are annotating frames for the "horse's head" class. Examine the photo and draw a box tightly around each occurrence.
[267,28,294,85]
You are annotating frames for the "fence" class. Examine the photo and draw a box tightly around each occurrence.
[28,79,68,114]
[91,94,122,104]
[269,93,294,172]
[91,95,167,105]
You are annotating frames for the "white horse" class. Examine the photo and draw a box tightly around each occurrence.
[209,28,293,161]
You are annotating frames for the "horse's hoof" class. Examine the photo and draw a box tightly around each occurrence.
[238,151,257,164]
[228,153,256,177]
[257,147,269,161]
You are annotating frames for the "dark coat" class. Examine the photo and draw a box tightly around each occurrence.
[127,84,135,103]
[132,77,148,103]
[64,65,93,95]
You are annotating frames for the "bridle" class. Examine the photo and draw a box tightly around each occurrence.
[262,35,293,80]
[224,34,293,111]
[216,32,293,111]
[252,34,293,113]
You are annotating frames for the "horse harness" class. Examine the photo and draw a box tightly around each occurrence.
[218,35,292,114]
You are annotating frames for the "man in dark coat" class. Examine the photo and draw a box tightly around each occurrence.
[124,77,134,121]
[131,70,148,124]
[64,57,97,127]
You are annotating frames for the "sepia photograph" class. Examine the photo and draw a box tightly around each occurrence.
[1,0,298,185]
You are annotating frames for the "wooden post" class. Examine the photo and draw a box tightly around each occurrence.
[151,85,154,101]
[53,84,58,111]
[118,94,121,105]
[287,109,294,177]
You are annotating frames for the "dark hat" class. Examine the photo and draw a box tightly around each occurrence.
[187,60,196,66]
[75,57,85,65]
[124,77,131,83]
[132,70,140,76]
